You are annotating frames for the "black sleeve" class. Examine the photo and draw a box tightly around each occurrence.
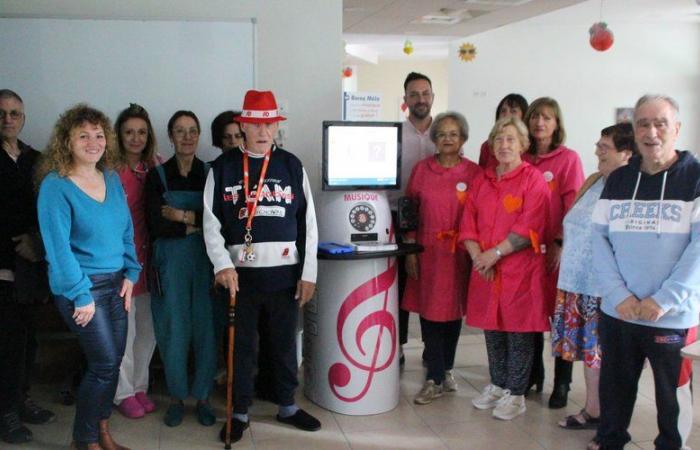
[144,169,187,239]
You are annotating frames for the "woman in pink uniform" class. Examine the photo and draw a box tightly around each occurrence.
[402,111,482,405]
[113,104,161,418]
[522,97,584,408]
[462,117,550,421]
[478,94,528,170]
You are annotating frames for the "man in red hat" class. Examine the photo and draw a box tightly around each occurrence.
[203,90,320,443]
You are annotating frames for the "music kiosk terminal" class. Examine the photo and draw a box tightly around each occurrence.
[303,121,421,415]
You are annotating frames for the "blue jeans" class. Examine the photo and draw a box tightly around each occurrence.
[55,272,127,444]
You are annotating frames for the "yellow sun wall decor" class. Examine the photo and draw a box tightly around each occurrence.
[458,43,477,62]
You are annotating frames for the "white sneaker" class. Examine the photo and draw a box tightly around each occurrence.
[472,384,504,410]
[443,370,458,392]
[414,380,443,405]
[492,392,526,420]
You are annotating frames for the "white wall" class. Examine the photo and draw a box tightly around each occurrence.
[0,18,254,163]
[356,59,448,123]
[448,1,700,175]
[0,0,343,191]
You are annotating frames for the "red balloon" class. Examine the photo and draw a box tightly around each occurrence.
[589,22,614,52]
[342,67,353,78]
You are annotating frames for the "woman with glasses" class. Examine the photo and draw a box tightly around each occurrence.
[402,111,482,405]
[112,103,161,419]
[145,110,221,428]
[553,123,635,434]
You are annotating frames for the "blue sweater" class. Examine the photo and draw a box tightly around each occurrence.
[38,170,141,307]
[592,151,700,329]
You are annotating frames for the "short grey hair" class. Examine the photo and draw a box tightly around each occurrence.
[429,111,469,144]
[0,89,23,103]
[634,94,680,122]
[488,117,530,151]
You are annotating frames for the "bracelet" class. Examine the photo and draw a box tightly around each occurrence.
[494,247,503,259]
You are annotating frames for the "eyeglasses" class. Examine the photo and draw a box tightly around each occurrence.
[173,128,199,137]
[436,131,460,140]
[0,110,24,120]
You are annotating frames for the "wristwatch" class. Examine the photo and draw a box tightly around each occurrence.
[494,247,503,259]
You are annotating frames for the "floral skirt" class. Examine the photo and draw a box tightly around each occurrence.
[551,289,601,369]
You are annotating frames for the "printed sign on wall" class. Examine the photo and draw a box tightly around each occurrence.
[343,92,382,121]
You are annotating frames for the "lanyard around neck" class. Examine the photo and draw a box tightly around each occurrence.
[243,149,271,231]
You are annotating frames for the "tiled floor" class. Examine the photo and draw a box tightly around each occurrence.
[7,331,700,450]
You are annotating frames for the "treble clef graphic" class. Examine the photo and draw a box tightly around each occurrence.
[328,257,397,402]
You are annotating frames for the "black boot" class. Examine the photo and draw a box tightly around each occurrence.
[548,383,570,409]
[526,333,545,395]
[549,357,573,408]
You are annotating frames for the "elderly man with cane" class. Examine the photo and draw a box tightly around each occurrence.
[203,90,319,444]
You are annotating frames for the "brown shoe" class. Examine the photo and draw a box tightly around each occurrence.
[69,441,103,450]
[98,420,131,450]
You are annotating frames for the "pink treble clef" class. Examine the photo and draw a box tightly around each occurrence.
[328,257,397,402]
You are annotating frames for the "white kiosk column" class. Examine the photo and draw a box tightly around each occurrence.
[303,191,400,415]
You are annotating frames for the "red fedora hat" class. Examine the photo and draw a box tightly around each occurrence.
[235,90,286,124]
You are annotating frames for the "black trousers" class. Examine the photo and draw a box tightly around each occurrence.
[596,313,694,450]
[420,318,461,383]
[530,332,572,387]
[0,281,38,414]
[233,286,298,414]
[255,312,276,395]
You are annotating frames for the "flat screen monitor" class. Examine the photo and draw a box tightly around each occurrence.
[322,121,402,191]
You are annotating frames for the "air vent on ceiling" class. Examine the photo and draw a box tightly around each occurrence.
[413,15,462,25]
[412,8,472,25]
[463,0,533,6]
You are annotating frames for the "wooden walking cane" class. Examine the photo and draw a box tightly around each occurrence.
[224,287,237,449]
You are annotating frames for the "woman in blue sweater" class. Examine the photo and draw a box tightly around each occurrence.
[37,104,140,450]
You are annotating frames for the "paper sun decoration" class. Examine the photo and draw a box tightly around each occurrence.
[589,22,614,52]
[458,43,477,62]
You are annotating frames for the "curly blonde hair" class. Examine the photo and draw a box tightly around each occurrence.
[35,104,118,185]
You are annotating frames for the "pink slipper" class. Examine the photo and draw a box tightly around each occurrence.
[118,396,145,419]
[135,392,156,414]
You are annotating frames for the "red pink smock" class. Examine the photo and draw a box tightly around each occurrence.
[459,162,550,332]
[401,156,482,322]
[523,146,584,313]
[119,163,152,296]
[478,140,498,170]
